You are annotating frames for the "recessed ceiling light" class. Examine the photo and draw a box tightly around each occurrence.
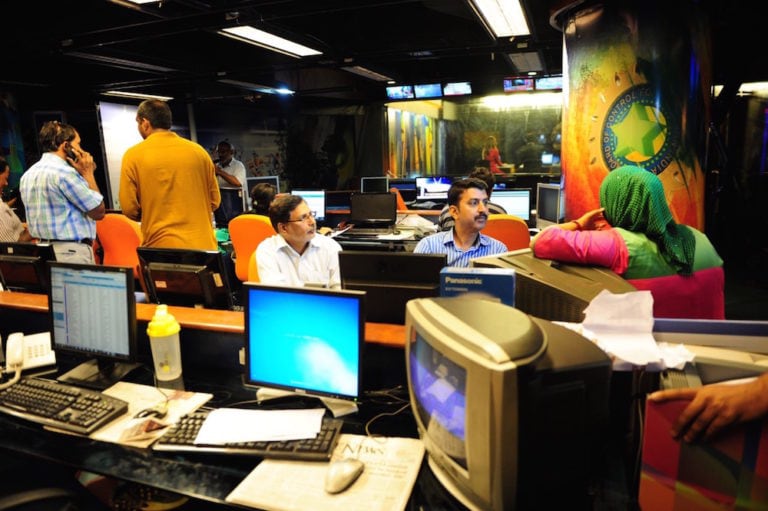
[218,26,321,58]
[469,0,530,38]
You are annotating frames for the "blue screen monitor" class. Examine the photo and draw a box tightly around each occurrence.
[443,81,472,96]
[503,77,535,92]
[414,83,443,99]
[242,283,365,409]
[416,176,452,199]
[491,188,531,221]
[292,189,326,222]
[386,85,415,100]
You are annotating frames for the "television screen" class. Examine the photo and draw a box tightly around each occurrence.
[443,82,472,96]
[414,83,443,99]
[416,176,452,200]
[491,188,531,221]
[503,77,535,92]
[242,283,364,408]
[535,75,563,91]
[405,296,612,509]
[386,85,415,100]
[292,189,326,222]
[48,262,139,390]
[0,242,56,293]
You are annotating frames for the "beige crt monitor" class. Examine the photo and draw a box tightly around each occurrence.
[472,249,636,322]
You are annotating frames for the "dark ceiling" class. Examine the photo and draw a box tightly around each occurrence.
[3,1,766,107]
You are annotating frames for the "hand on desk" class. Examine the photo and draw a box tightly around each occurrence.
[317,227,333,236]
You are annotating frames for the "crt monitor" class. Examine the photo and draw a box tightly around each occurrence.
[245,175,280,208]
[48,262,139,390]
[137,247,234,310]
[491,188,531,221]
[472,248,636,322]
[0,242,56,293]
[242,282,364,415]
[292,189,326,222]
[339,251,447,324]
[405,297,612,510]
[535,182,565,229]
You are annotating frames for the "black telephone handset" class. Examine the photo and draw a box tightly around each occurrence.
[64,142,78,163]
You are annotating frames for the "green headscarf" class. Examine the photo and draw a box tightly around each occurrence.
[599,165,695,275]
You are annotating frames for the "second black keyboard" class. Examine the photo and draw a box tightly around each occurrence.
[0,377,129,435]
[153,408,343,461]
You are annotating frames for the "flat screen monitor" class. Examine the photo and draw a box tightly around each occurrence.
[405,297,612,510]
[443,81,472,96]
[246,175,280,207]
[503,77,535,93]
[535,182,565,230]
[325,190,353,212]
[360,176,389,193]
[491,189,531,221]
[242,283,364,414]
[386,85,415,100]
[137,247,234,310]
[339,251,447,324]
[48,262,139,390]
[471,248,636,322]
[349,192,397,226]
[416,176,452,200]
[292,189,326,222]
[414,83,443,99]
[0,242,56,293]
[388,178,418,202]
[535,75,563,91]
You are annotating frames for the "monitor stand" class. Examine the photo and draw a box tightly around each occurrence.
[256,386,359,418]
[57,358,141,391]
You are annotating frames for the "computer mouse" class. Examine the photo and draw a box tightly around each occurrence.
[323,458,365,494]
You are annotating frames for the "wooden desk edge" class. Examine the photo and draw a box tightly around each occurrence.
[0,291,406,348]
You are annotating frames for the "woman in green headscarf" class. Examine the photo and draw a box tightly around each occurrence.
[531,165,724,318]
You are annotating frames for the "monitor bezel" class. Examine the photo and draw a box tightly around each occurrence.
[360,176,390,193]
[491,188,532,221]
[291,189,327,222]
[535,182,564,230]
[349,191,397,224]
[0,242,56,293]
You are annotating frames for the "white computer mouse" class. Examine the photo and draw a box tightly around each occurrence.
[323,458,365,494]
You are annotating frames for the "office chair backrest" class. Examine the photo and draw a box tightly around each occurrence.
[95,213,143,280]
[247,250,260,282]
[483,214,531,251]
[390,187,408,211]
[228,214,276,281]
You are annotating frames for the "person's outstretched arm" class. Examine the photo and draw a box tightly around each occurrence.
[648,372,768,443]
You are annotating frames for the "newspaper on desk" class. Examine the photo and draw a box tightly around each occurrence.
[226,434,425,511]
[557,290,695,372]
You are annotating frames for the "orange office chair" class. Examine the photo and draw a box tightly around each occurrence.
[95,213,144,280]
[390,187,408,211]
[247,250,260,282]
[228,214,276,282]
[483,214,531,251]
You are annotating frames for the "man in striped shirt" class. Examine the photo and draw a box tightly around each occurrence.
[414,178,506,267]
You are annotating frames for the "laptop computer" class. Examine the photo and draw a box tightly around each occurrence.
[346,192,398,236]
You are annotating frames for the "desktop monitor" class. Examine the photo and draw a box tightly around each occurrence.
[471,248,636,322]
[535,182,565,230]
[246,175,280,207]
[137,247,234,310]
[242,282,364,413]
[491,188,531,221]
[349,192,397,226]
[292,189,326,223]
[503,77,535,93]
[386,85,415,100]
[48,262,139,390]
[416,176,452,200]
[360,176,389,193]
[339,252,447,324]
[405,297,612,510]
[414,83,443,99]
[534,75,563,91]
[0,242,56,293]
[388,178,418,202]
[443,81,472,96]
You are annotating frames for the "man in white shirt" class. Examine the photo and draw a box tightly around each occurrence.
[213,140,248,226]
[256,194,342,288]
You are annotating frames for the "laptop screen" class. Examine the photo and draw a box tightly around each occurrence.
[349,192,397,225]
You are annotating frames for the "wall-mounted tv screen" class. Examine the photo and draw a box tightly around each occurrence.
[503,77,535,93]
[443,82,472,96]
[386,85,415,100]
[535,75,563,91]
[414,83,443,99]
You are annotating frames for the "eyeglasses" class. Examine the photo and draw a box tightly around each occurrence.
[285,211,316,223]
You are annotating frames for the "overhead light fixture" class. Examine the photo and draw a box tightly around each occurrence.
[65,51,177,73]
[218,79,295,95]
[218,26,321,58]
[341,66,394,82]
[101,90,174,101]
[469,0,530,38]
[115,0,160,4]
[508,51,544,73]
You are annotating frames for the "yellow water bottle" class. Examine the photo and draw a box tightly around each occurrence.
[146,304,182,381]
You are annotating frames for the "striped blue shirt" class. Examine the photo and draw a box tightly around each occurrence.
[413,229,507,267]
[20,153,103,241]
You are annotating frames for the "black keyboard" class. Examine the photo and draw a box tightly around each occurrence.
[0,377,129,435]
[153,408,343,461]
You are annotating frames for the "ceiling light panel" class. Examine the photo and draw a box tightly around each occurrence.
[470,0,530,38]
[219,26,321,58]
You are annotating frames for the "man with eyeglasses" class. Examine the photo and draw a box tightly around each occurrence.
[255,194,342,288]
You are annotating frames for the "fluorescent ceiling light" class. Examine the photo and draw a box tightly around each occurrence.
[341,66,394,82]
[714,81,768,97]
[508,51,544,73]
[470,0,530,38]
[102,90,173,101]
[218,26,321,58]
[65,51,177,73]
[118,0,159,3]
[218,79,295,95]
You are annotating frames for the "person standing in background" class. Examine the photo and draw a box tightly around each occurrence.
[482,136,504,175]
[20,121,104,262]
[120,99,220,249]
[213,140,248,226]
[0,156,33,242]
